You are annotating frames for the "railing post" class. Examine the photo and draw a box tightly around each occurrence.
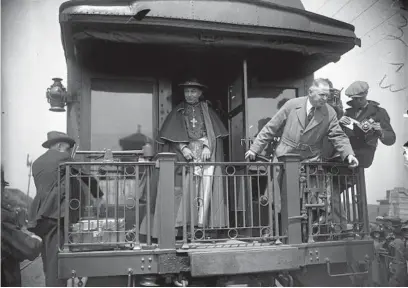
[357,168,369,236]
[156,152,177,249]
[280,154,302,244]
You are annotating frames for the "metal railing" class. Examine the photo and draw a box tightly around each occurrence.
[299,162,369,243]
[57,153,370,252]
[174,161,285,246]
[58,161,156,252]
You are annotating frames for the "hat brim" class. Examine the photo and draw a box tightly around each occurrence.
[42,137,75,148]
[178,82,207,89]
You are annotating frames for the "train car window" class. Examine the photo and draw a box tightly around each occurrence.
[90,79,155,151]
[247,87,297,138]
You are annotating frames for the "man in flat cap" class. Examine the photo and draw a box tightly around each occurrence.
[28,131,104,286]
[339,81,396,168]
[140,78,228,240]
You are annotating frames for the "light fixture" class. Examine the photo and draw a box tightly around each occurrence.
[46,78,69,112]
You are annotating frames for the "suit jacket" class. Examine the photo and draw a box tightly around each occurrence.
[28,150,103,235]
[250,96,354,162]
[344,100,396,168]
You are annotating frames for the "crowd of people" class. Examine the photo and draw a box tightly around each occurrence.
[1,77,407,286]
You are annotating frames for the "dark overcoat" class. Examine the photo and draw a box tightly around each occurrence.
[343,100,396,168]
[1,204,42,287]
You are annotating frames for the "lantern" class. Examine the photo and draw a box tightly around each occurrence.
[46,78,68,112]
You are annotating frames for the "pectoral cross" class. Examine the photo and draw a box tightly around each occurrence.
[191,117,198,128]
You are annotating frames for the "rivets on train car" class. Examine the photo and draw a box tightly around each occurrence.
[315,250,319,255]
[309,251,313,255]
[310,258,313,262]
[148,265,151,270]
[141,258,145,262]
[148,257,152,262]
[141,265,145,270]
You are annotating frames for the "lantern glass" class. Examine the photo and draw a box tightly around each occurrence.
[47,78,67,112]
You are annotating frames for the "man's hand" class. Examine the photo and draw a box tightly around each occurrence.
[201,147,211,161]
[339,116,351,126]
[245,150,257,160]
[181,147,194,161]
[371,122,383,136]
[347,155,359,168]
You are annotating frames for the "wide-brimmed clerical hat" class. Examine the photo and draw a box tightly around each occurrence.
[42,131,75,148]
[178,78,208,89]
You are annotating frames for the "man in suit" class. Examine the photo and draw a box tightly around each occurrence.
[245,79,358,234]
[339,81,396,168]
[28,131,103,287]
[246,78,358,166]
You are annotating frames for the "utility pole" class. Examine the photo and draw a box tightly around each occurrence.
[26,154,33,199]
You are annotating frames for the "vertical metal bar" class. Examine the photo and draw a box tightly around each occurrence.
[241,175,246,228]
[306,166,314,243]
[182,166,188,248]
[273,165,280,243]
[267,165,273,242]
[249,169,254,228]
[134,165,140,249]
[257,172,261,227]
[225,170,230,229]
[146,167,151,246]
[58,165,61,249]
[234,176,238,228]
[350,178,357,225]
[64,165,71,250]
[190,166,195,243]
[115,166,119,244]
[357,168,369,235]
[243,59,249,151]
[337,174,342,229]
[344,175,351,222]
[218,174,222,228]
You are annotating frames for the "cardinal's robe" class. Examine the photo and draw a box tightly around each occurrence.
[140,100,229,238]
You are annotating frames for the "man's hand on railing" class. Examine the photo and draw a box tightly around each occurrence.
[201,147,211,161]
[245,150,257,161]
[347,155,359,168]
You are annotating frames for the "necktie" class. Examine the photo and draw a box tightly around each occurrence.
[306,107,315,126]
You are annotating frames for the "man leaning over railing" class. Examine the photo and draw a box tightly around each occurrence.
[27,131,104,287]
[245,78,359,235]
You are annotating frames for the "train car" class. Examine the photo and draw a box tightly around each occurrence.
[50,0,373,286]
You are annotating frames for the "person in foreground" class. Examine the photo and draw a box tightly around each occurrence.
[245,78,358,232]
[245,78,358,167]
[140,78,228,239]
[339,80,396,168]
[1,166,42,287]
[28,131,104,287]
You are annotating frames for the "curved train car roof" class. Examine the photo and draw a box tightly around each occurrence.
[59,0,361,74]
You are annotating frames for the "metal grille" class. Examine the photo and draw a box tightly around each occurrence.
[299,162,369,243]
[58,161,156,252]
[175,162,286,246]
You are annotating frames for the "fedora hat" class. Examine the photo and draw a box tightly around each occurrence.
[42,131,75,148]
[178,78,207,89]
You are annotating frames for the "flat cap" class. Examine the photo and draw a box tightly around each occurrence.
[345,81,369,97]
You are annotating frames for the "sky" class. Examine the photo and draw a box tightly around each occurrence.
[1,0,407,204]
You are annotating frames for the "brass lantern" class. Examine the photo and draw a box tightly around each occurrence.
[46,78,68,112]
